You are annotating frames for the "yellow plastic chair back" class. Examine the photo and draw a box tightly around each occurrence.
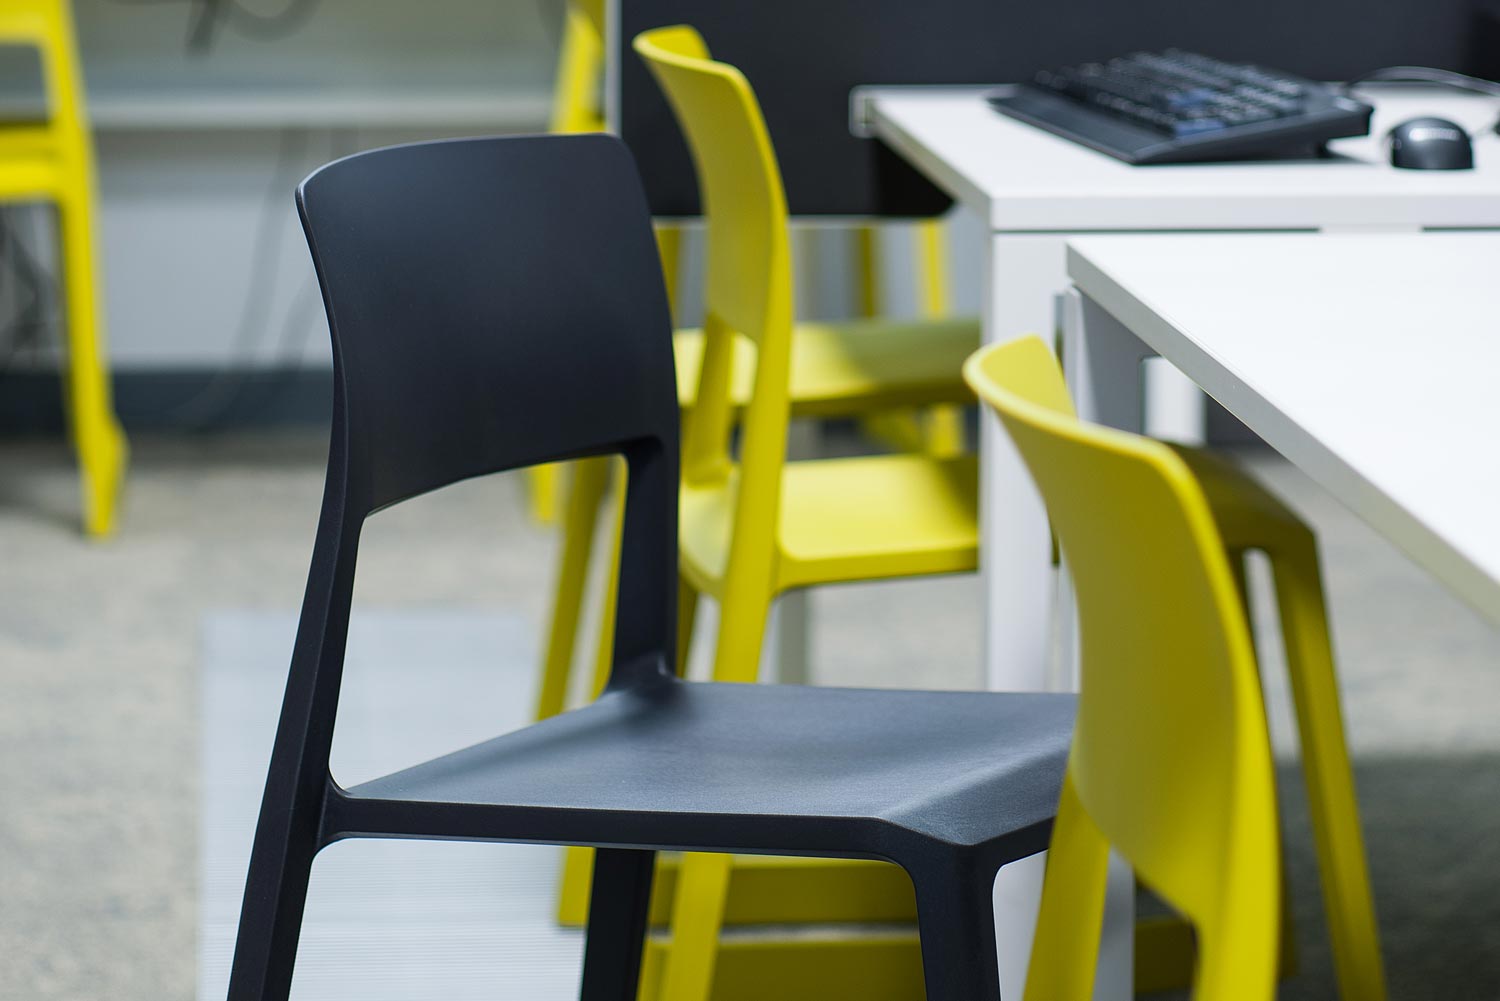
[964,337,1281,1001]
[549,0,606,134]
[634,25,795,576]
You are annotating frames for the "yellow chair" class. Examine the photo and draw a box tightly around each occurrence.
[542,22,980,969]
[0,0,127,536]
[968,337,1386,1001]
[631,25,981,1001]
[965,335,1282,1000]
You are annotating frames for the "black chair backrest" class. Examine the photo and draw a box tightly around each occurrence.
[283,135,678,782]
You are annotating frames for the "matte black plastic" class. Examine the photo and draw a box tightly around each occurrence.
[988,78,1373,166]
[224,133,1075,1001]
[617,0,1483,216]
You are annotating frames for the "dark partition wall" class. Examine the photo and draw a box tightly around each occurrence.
[617,0,1491,217]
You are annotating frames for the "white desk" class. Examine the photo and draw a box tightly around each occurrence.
[1065,231,1500,625]
[858,84,1500,690]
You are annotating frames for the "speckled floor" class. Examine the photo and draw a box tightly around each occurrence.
[0,431,1497,999]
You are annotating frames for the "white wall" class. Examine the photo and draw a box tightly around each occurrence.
[8,0,987,373]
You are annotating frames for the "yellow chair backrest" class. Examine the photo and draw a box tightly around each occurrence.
[964,337,1280,1001]
[0,0,91,163]
[633,26,794,491]
[550,0,606,134]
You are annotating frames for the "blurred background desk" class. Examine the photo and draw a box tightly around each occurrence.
[858,84,1500,691]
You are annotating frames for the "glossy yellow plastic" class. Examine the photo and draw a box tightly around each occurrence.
[0,0,127,536]
[965,336,1280,1001]
[961,343,1385,1000]
[637,23,978,681]
[1172,444,1387,1001]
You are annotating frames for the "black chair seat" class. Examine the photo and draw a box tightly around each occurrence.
[345,679,1075,855]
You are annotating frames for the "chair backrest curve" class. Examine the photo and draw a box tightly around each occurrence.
[293,134,681,716]
[964,337,1280,1001]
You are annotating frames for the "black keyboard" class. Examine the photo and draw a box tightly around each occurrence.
[987,49,1374,165]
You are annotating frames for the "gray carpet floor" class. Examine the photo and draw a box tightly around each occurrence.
[199,609,586,1001]
[1,430,1498,999]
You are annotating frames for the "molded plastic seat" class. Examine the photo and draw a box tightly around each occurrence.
[673,316,979,414]
[679,454,978,595]
[352,680,1073,850]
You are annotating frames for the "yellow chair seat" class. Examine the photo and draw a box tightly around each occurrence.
[674,315,979,415]
[679,453,978,596]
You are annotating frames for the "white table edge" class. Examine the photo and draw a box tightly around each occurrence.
[1066,239,1500,628]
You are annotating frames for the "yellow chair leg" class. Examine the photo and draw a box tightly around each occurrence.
[1270,537,1387,1001]
[557,844,599,925]
[914,218,966,460]
[661,851,734,1001]
[852,224,932,455]
[676,572,699,676]
[922,405,966,458]
[1024,774,1111,1001]
[708,577,774,686]
[656,224,682,320]
[1229,549,1301,982]
[527,463,565,524]
[915,218,949,320]
[588,456,629,699]
[853,225,881,319]
[58,194,126,538]
[557,457,630,924]
[535,456,612,721]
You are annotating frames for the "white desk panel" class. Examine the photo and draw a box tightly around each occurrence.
[864,87,1500,231]
[1067,231,1500,624]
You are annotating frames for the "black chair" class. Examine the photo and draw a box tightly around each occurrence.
[225,133,1076,1001]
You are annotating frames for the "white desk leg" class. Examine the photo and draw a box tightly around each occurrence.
[981,233,1066,691]
[983,237,1131,1001]
[1145,360,1207,445]
[1061,287,1154,431]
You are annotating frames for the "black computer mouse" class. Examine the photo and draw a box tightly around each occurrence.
[1387,117,1474,170]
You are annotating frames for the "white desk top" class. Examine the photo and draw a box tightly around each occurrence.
[863,86,1500,231]
[1066,231,1500,624]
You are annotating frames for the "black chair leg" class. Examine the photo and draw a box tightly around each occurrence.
[225,819,321,1001]
[910,853,1004,1001]
[580,848,657,1001]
